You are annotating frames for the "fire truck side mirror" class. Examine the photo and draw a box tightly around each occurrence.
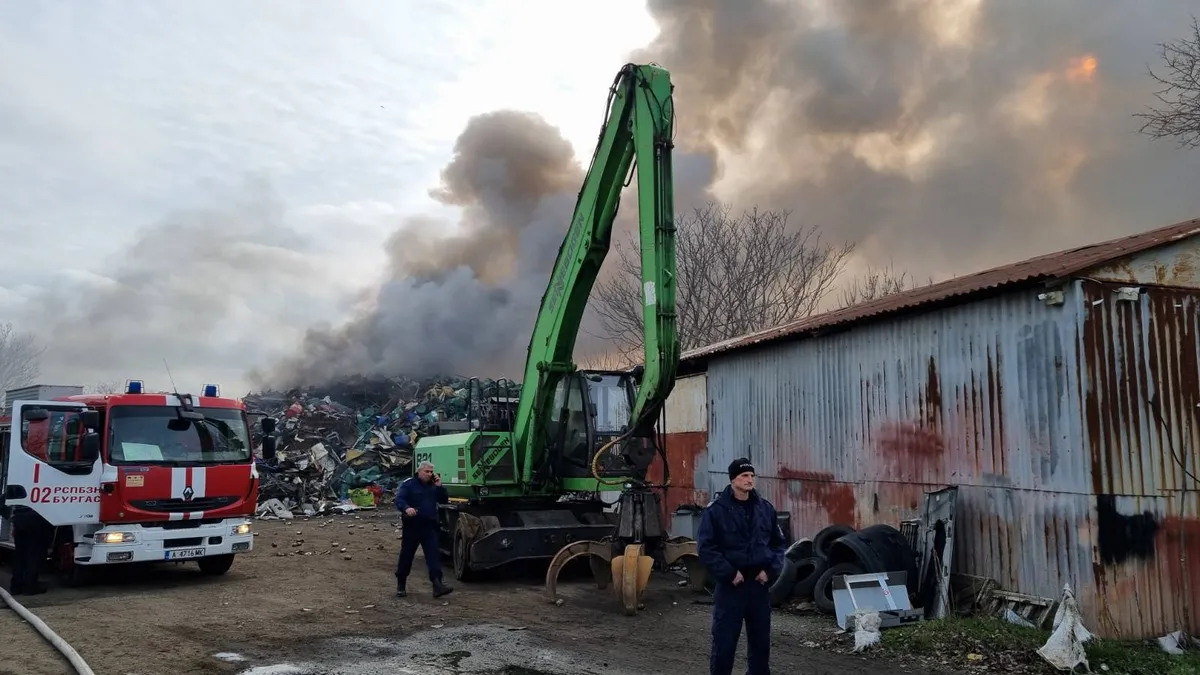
[81,410,100,430]
[80,432,101,462]
[261,434,277,457]
[261,417,276,435]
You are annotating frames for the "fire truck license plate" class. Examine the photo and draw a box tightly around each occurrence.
[165,548,206,560]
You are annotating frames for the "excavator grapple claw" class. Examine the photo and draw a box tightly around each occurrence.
[663,536,709,593]
[611,543,655,615]
[546,536,705,614]
[545,538,614,604]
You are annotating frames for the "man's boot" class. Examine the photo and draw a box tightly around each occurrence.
[432,577,454,598]
[10,578,46,596]
[396,579,407,597]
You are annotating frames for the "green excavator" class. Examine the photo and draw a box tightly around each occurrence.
[412,62,706,614]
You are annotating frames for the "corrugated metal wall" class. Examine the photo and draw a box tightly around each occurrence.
[1077,282,1200,637]
[702,277,1200,638]
[649,374,709,522]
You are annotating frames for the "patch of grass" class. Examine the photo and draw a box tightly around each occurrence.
[1087,639,1200,675]
[882,616,1047,670]
[881,616,1200,675]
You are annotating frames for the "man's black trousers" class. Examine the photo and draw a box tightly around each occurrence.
[10,510,54,593]
[710,578,772,675]
[394,518,443,583]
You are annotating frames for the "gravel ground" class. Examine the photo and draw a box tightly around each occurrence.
[0,512,949,675]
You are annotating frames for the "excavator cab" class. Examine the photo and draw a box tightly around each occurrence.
[545,369,656,482]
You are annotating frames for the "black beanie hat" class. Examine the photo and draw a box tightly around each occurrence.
[728,458,755,481]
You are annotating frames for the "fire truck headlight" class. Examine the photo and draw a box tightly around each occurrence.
[99,532,136,544]
[231,522,252,536]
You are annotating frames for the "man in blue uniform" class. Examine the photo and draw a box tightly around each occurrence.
[697,458,787,675]
[393,461,454,598]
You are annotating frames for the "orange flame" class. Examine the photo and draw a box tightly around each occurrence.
[1065,54,1098,83]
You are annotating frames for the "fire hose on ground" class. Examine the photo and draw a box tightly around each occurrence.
[0,586,96,675]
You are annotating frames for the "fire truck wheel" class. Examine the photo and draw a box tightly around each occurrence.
[59,561,94,587]
[197,554,235,576]
[56,540,94,587]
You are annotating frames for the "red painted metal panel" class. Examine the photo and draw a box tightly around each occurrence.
[650,431,710,523]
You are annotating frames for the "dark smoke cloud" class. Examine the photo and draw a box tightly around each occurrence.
[258,111,586,388]
[257,0,1199,387]
[633,0,1200,278]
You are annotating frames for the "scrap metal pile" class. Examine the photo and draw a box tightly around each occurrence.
[243,375,520,519]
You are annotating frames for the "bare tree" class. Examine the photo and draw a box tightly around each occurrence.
[85,380,122,395]
[0,322,45,404]
[1135,16,1200,148]
[577,351,635,371]
[591,202,855,355]
[837,263,927,309]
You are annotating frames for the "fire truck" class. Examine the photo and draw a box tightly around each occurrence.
[0,381,276,585]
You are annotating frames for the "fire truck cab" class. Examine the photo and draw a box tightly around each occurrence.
[0,381,276,585]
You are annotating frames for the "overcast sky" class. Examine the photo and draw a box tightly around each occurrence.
[2,0,1198,396]
[0,0,657,394]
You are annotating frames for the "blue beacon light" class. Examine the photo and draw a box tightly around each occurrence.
[126,379,144,394]
[202,384,219,397]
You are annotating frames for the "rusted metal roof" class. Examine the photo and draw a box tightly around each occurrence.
[682,216,1200,363]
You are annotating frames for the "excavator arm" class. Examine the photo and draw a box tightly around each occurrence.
[413,64,695,611]
[511,63,678,487]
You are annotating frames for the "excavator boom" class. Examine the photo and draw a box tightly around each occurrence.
[512,63,677,486]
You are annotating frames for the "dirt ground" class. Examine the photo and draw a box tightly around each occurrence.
[0,512,951,675]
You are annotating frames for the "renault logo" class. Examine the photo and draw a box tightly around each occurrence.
[182,486,194,502]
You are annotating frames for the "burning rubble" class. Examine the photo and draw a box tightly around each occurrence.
[244,375,520,519]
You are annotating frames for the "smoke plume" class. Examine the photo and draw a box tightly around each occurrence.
[258,111,586,388]
[14,177,345,391]
[261,0,1199,386]
[633,0,1200,278]
[23,1,1194,392]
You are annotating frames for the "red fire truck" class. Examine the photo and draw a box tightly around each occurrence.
[0,380,276,584]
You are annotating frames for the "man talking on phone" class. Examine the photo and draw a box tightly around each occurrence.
[393,461,454,598]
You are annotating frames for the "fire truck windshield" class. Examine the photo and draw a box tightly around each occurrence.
[108,405,252,465]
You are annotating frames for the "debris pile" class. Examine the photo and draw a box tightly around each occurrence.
[244,375,520,519]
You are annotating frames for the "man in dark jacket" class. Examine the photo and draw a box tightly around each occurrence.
[393,461,454,598]
[697,458,787,675]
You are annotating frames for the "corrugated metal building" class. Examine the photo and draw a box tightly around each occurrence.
[661,217,1200,639]
[650,373,709,515]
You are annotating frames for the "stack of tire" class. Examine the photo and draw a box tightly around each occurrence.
[769,523,918,615]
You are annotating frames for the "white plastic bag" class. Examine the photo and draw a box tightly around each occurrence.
[1036,584,1092,671]
[851,611,882,652]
